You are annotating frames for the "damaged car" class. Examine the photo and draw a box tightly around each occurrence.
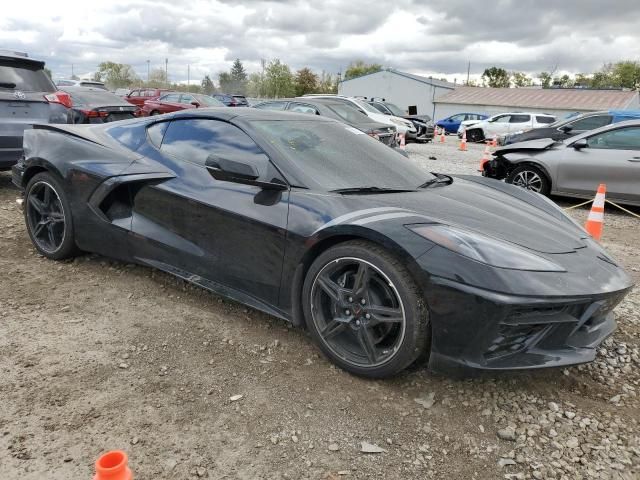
[12,108,633,378]
[482,119,640,206]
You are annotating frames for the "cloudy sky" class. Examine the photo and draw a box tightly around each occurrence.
[1,0,639,84]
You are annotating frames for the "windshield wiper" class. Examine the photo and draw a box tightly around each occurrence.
[418,173,453,189]
[0,82,17,89]
[330,186,416,195]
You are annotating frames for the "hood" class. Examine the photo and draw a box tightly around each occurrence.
[338,176,586,254]
[404,115,432,123]
[495,138,556,154]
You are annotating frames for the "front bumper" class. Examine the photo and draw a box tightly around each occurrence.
[11,159,26,191]
[424,277,629,375]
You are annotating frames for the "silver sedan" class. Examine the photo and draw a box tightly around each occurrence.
[483,119,640,206]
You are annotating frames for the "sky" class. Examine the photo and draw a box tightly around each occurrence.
[1,0,639,85]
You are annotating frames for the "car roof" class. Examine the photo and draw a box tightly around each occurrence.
[0,49,45,67]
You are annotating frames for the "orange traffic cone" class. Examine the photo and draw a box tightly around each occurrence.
[478,143,491,172]
[433,126,439,142]
[439,128,446,143]
[490,135,498,148]
[459,129,467,151]
[584,184,606,240]
[94,451,133,480]
[399,133,406,150]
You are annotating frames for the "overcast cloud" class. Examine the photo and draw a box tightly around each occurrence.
[1,0,639,84]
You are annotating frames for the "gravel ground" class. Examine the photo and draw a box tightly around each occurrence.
[0,141,639,479]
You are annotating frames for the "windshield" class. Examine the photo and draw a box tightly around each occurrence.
[250,120,434,190]
[195,94,224,106]
[326,104,372,124]
[62,89,129,106]
[0,61,55,93]
[349,98,380,114]
[383,102,406,116]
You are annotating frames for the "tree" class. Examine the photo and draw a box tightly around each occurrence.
[481,67,510,88]
[263,59,295,98]
[344,61,382,81]
[229,59,248,94]
[246,72,263,97]
[218,72,233,93]
[510,71,532,87]
[294,67,318,96]
[201,75,215,94]
[148,68,168,88]
[538,71,553,88]
[553,74,573,88]
[611,61,640,89]
[95,61,138,89]
[318,70,338,93]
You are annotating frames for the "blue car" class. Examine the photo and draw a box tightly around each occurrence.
[436,113,487,134]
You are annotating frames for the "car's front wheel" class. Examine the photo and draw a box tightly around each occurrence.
[24,172,79,260]
[302,241,430,378]
[506,164,551,196]
[466,128,484,143]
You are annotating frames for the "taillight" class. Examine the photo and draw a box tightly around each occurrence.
[81,110,108,118]
[44,91,72,109]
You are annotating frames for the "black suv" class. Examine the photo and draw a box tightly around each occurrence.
[0,50,70,170]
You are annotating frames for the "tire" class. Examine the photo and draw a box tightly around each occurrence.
[506,164,551,196]
[466,128,484,143]
[24,172,79,260]
[302,240,430,378]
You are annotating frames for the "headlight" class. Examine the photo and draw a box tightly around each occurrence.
[407,224,566,272]
[390,117,412,128]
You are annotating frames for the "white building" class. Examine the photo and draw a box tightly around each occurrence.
[338,68,456,118]
[433,87,640,121]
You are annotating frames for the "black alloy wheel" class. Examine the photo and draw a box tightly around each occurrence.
[24,172,78,260]
[303,241,430,378]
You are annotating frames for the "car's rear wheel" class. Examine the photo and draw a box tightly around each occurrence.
[507,164,551,196]
[302,241,430,378]
[24,172,78,260]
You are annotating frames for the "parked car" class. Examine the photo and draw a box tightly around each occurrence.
[113,88,131,97]
[56,79,108,90]
[436,113,487,134]
[124,88,170,109]
[461,112,556,143]
[213,93,249,107]
[503,110,640,145]
[141,92,224,116]
[367,100,434,142]
[253,97,398,147]
[309,95,416,137]
[12,108,632,377]
[59,87,137,124]
[482,119,640,206]
[0,49,70,170]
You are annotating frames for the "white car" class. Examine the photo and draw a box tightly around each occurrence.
[309,95,416,136]
[457,112,556,142]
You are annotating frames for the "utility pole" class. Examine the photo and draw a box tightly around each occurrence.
[466,61,471,86]
[165,58,168,88]
[146,60,150,83]
[71,63,74,79]
[187,64,190,91]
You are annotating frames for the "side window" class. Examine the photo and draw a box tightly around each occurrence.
[509,114,530,123]
[160,119,273,177]
[147,122,169,148]
[162,94,180,102]
[493,115,511,123]
[288,103,318,115]
[535,116,555,124]
[568,115,612,130]
[255,101,287,111]
[129,90,140,97]
[449,114,464,121]
[586,127,640,150]
[180,94,194,104]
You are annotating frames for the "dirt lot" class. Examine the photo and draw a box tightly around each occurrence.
[1,141,639,479]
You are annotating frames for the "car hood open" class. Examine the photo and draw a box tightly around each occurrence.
[495,138,556,154]
[344,176,586,254]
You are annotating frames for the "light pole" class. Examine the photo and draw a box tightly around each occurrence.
[165,58,168,88]
[146,60,150,83]
[187,64,190,92]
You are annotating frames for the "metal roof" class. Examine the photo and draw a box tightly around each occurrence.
[341,68,456,89]
[433,87,638,110]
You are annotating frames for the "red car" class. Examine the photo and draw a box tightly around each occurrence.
[124,88,170,108]
[141,92,224,116]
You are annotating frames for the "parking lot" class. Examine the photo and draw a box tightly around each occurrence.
[0,140,638,480]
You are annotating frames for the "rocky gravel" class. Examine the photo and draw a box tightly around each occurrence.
[0,147,639,480]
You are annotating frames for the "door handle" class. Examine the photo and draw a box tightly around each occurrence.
[629,157,640,162]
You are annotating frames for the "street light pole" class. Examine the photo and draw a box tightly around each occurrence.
[146,60,150,83]
[165,58,168,88]
[187,64,190,92]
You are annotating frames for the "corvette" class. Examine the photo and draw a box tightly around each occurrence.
[12,108,633,378]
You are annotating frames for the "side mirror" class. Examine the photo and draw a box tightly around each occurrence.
[205,154,287,190]
[572,138,588,150]
[190,101,200,108]
[560,125,573,133]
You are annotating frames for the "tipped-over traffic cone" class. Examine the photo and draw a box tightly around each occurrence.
[399,133,406,150]
[439,128,446,143]
[478,143,491,172]
[459,129,467,151]
[584,184,606,240]
[94,451,133,480]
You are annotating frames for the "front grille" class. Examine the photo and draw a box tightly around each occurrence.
[485,323,548,360]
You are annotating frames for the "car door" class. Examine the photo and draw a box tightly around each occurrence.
[555,126,640,202]
[484,114,511,136]
[130,118,290,306]
[157,93,183,113]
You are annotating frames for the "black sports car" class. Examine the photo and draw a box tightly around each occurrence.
[12,108,633,378]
